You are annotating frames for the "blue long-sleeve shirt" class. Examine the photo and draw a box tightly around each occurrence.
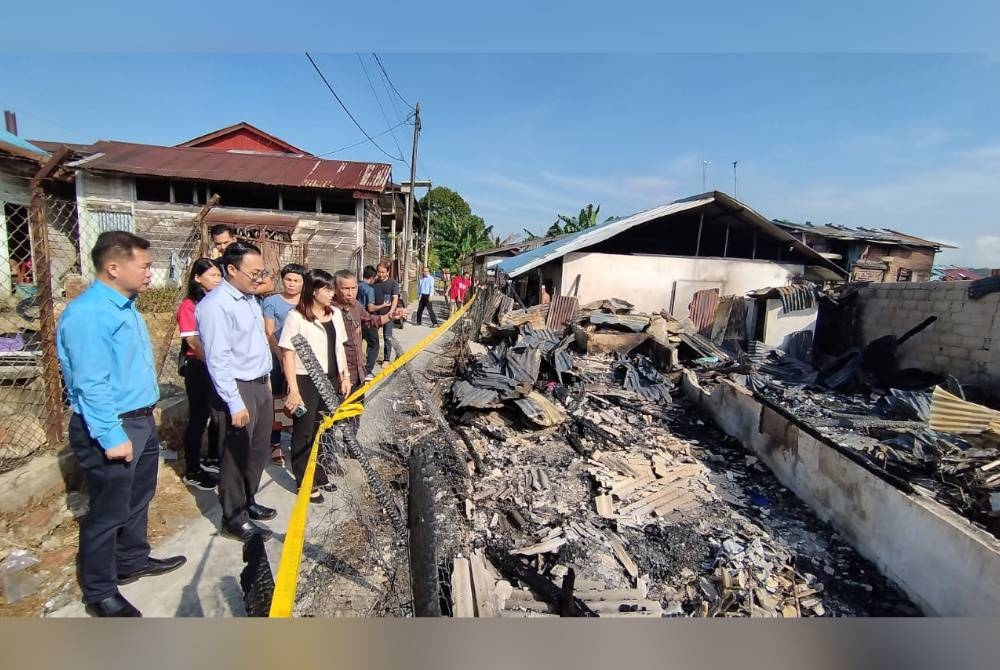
[56,280,158,450]
[418,275,435,296]
[195,279,271,414]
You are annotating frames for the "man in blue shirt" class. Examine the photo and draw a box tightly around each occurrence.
[414,265,440,327]
[197,241,277,542]
[358,265,380,382]
[57,231,186,617]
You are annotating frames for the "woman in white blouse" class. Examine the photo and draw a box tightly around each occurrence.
[278,269,351,503]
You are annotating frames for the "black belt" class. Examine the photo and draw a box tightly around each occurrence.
[119,405,155,419]
[237,375,269,385]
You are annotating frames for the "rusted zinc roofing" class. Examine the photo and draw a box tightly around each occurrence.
[774,220,954,250]
[587,311,651,333]
[929,387,1000,435]
[70,140,392,193]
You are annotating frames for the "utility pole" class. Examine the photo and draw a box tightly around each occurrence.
[702,160,711,193]
[732,161,738,198]
[402,102,421,298]
[423,186,432,267]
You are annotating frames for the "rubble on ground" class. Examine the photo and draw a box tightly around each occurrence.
[443,297,917,616]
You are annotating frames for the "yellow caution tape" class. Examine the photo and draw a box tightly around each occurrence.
[269,295,477,617]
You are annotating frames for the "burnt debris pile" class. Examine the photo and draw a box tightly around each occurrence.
[440,294,915,617]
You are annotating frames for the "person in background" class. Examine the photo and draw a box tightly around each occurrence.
[209,223,275,295]
[463,271,474,303]
[331,269,403,393]
[176,259,223,491]
[359,265,380,382]
[57,231,186,617]
[447,271,465,314]
[414,266,439,327]
[279,269,351,504]
[197,241,277,542]
[369,263,399,365]
[262,263,306,466]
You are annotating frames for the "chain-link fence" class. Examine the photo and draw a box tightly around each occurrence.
[0,169,209,475]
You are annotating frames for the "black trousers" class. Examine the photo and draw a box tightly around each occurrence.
[289,374,337,490]
[182,358,220,476]
[381,320,394,361]
[70,413,159,604]
[362,327,379,374]
[210,380,273,527]
[415,294,438,325]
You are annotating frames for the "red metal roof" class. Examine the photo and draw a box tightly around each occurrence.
[176,122,311,156]
[75,140,392,193]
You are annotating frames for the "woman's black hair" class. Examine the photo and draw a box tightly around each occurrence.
[281,263,307,279]
[186,257,221,303]
[296,268,335,322]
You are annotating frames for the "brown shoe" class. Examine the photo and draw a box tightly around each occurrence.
[270,445,284,466]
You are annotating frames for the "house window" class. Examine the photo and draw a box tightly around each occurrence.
[897,268,913,282]
[96,211,135,234]
[135,178,172,203]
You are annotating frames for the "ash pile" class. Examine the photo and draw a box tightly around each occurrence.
[718,310,1000,536]
[442,294,916,617]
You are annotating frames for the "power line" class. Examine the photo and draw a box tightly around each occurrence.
[304,52,404,163]
[316,118,411,158]
[372,53,415,111]
[356,53,406,161]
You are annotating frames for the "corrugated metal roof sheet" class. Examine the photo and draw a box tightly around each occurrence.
[72,140,392,193]
[545,294,578,332]
[775,220,953,250]
[687,288,720,337]
[497,192,847,279]
[929,386,1000,435]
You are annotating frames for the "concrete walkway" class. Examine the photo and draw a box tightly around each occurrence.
[49,297,448,618]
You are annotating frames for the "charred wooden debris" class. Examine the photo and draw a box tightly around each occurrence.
[438,294,916,617]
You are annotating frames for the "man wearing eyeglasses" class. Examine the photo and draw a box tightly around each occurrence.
[209,223,275,296]
[196,241,278,542]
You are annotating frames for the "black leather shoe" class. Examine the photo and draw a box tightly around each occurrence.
[85,593,142,617]
[117,555,187,585]
[222,521,273,542]
[248,503,277,521]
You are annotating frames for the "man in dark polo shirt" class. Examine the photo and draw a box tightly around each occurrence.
[57,231,187,617]
[369,263,399,365]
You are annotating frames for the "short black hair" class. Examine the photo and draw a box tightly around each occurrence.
[221,240,261,271]
[362,265,378,280]
[210,223,236,238]
[91,230,151,272]
[281,263,307,279]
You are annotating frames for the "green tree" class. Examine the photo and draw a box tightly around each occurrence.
[433,212,495,271]
[547,203,603,236]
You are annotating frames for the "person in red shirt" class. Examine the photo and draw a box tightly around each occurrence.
[447,273,464,315]
[176,258,224,490]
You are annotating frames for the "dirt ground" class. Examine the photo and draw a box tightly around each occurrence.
[0,451,203,617]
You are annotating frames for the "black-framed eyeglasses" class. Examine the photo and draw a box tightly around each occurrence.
[233,267,271,283]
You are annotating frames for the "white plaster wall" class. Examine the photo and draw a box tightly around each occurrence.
[681,373,1000,616]
[560,252,803,315]
[762,298,818,349]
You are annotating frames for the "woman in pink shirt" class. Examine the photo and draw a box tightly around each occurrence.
[176,258,223,491]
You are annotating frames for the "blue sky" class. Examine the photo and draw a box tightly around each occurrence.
[3,52,999,267]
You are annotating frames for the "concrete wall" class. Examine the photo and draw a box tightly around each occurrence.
[681,373,1000,616]
[855,281,1000,389]
[560,252,804,315]
[762,298,818,349]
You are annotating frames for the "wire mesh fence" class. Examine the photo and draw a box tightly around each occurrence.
[0,171,207,474]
